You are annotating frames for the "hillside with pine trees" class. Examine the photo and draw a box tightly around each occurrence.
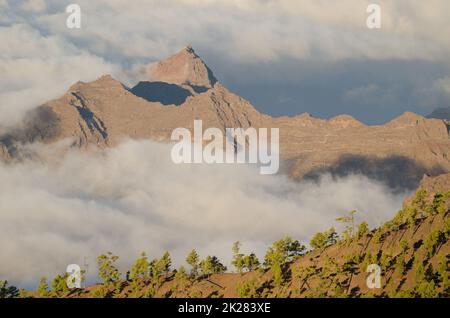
[1,174,449,299]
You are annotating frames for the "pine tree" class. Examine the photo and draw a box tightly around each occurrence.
[395,253,406,275]
[445,218,450,239]
[287,238,307,258]
[264,239,288,268]
[175,266,188,280]
[200,256,226,275]
[431,192,450,215]
[416,280,438,298]
[423,230,443,258]
[130,252,150,281]
[97,252,121,286]
[437,256,449,291]
[272,262,283,286]
[336,210,357,240]
[400,239,408,252]
[37,276,49,298]
[237,278,260,298]
[91,286,106,298]
[412,188,428,211]
[148,251,172,287]
[128,252,150,297]
[356,221,369,239]
[243,253,260,272]
[174,266,189,291]
[231,241,245,273]
[326,228,339,246]
[310,228,337,250]
[414,262,425,286]
[147,252,170,287]
[144,284,156,298]
[380,252,391,270]
[264,236,305,268]
[0,280,19,298]
[405,206,417,228]
[51,274,69,296]
[360,252,372,272]
[156,251,172,275]
[186,249,200,277]
[264,237,304,286]
[372,228,382,243]
[18,289,28,298]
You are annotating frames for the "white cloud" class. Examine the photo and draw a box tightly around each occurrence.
[0,23,119,127]
[433,77,450,96]
[3,0,450,63]
[0,140,406,286]
[61,0,449,62]
[344,84,380,102]
[20,0,46,12]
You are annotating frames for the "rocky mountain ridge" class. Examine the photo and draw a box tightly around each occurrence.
[1,46,449,189]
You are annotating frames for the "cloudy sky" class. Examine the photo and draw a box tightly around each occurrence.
[1,0,450,125]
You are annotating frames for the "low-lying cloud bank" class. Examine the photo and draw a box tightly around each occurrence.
[0,140,407,286]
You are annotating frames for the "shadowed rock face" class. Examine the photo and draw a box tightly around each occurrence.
[304,154,446,191]
[427,107,450,120]
[1,47,449,191]
[0,106,61,158]
[18,106,61,143]
[131,81,192,106]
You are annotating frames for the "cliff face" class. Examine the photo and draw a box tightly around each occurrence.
[420,173,450,193]
[1,47,449,189]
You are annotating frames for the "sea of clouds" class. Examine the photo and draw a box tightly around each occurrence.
[0,140,407,287]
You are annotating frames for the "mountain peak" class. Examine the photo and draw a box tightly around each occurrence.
[148,46,217,88]
[328,115,364,128]
[68,74,125,93]
[388,112,425,126]
[184,44,195,54]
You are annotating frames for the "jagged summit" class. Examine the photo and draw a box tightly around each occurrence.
[184,44,195,54]
[328,115,364,128]
[387,111,425,126]
[145,45,218,89]
[1,47,449,189]
[69,74,125,92]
